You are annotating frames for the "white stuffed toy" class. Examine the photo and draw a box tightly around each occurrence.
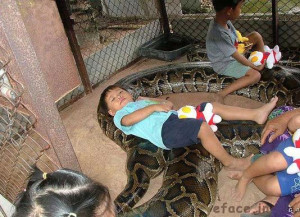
[284,129,300,176]
[177,103,222,132]
[0,68,17,100]
[248,45,282,69]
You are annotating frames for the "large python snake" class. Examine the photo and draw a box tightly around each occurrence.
[97,62,300,216]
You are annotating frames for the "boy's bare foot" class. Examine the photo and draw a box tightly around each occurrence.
[224,154,252,171]
[233,176,252,201]
[226,170,243,180]
[255,96,278,124]
[214,93,225,104]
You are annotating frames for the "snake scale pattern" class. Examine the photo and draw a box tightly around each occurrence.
[97,62,300,216]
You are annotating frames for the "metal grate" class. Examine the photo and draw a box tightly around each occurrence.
[0,46,58,204]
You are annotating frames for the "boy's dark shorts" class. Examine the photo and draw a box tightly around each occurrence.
[161,114,203,149]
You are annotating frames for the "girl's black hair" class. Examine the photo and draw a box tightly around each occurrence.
[13,167,114,217]
[212,0,243,12]
[98,84,124,116]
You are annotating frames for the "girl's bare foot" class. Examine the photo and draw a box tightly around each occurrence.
[255,96,278,124]
[227,170,243,180]
[224,154,252,171]
[233,176,252,201]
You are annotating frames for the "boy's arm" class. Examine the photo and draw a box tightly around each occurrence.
[121,103,172,126]
[261,108,300,144]
[232,51,265,71]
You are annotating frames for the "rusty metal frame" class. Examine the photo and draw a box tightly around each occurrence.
[0,0,81,171]
[55,0,93,95]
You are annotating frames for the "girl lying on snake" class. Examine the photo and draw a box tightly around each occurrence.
[99,84,278,172]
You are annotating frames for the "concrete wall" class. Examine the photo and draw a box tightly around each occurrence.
[166,0,182,15]
[102,0,158,18]
[84,20,161,85]
[180,0,202,13]
[102,0,183,17]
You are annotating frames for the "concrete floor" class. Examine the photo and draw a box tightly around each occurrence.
[60,56,266,217]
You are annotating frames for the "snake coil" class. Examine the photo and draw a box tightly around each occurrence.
[97,62,300,216]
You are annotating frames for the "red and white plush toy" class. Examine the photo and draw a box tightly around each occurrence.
[248,45,282,69]
[284,129,300,176]
[177,102,222,132]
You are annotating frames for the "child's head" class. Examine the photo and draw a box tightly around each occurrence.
[99,85,133,116]
[212,0,244,19]
[13,167,115,217]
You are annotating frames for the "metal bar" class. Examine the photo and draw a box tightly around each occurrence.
[156,0,171,35]
[272,0,278,46]
[0,0,81,171]
[55,0,93,94]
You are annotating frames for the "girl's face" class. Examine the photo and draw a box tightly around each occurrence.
[106,87,134,116]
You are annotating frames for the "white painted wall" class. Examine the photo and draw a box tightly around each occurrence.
[102,0,158,18]
[0,195,14,217]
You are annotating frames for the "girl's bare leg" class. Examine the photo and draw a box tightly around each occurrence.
[212,96,278,124]
[247,31,265,52]
[233,151,287,201]
[198,122,252,171]
[217,69,261,100]
[252,175,281,197]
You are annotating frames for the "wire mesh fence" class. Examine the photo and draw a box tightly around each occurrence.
[167,0,300,63]
[56,0,163,109]
[0,46,58,204]
[57,0,299,109]
[63,0,300,85]
[277,0,300,67]
[68,0,162,86]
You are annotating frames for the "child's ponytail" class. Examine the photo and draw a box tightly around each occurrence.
[12,167,114,217]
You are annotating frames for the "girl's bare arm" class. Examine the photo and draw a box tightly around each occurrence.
[137,96,174,108]
[121,103,172,126]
